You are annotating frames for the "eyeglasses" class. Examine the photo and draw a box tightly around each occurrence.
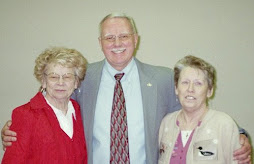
[100,33,134,42]
[44,72,76,82]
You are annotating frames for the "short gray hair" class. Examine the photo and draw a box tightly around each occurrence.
[99,12,137,36]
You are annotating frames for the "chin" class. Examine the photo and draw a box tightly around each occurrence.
[53,94,69,100]
[182,105,197,111]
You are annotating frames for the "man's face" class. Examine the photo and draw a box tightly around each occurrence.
[99,17,138,71]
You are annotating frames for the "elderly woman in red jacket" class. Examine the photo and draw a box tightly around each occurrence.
[2,47,88,164]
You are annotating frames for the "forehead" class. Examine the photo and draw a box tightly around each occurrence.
[180,67,206,80]
[46,63,74,73]
[101,18,133,34]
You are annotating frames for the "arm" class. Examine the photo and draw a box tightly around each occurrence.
[1,120,17,151]
[158,118,165,146]
[2,107,33,163]
[222,118,241,164]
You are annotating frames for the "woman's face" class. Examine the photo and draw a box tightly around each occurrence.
[175,67,213,112]
[42,63,78,103]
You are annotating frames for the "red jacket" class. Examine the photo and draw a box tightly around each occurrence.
[2,92,87,164]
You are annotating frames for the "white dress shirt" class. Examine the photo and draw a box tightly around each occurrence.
[93,58,146,164]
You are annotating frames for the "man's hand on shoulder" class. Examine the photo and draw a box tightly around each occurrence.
[233,134,252,164]
[1,120,17,151]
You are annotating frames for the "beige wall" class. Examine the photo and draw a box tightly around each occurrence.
[1,0,253,160]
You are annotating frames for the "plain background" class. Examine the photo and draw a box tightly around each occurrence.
[0,0,253,161]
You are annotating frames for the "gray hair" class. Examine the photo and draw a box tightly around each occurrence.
[99,12,137,36]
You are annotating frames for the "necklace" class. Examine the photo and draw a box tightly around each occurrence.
[186,132,189,138]
[181,130,192,146]
[182,130,192,139]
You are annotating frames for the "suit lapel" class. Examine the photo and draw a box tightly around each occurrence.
[135,59,157,141]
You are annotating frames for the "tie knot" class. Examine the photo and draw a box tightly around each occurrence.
[114,73,124,81]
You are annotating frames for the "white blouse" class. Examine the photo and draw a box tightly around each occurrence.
[45,98,76,138]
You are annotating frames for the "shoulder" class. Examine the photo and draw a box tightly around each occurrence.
[80,60,104,80]
[210,110,236,123]
[159,111,179,136]
[76,60,104,91]
[12,102,33,117]
[11,92,47,123]
[11,102,36,132]
[205,109,238,129]
[86,60,105,72]
[135,58,173,75]
[70,99,80,110]
[161,110,179,124]
[135,59,174,87]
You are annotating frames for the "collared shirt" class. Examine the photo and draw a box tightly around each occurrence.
[93,58,146,164]
[45,98,76,138]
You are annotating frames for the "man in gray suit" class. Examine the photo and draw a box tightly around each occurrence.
[72,13,181,164]
[1,13,252,163]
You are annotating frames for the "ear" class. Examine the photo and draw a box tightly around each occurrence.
[207,87,214,98]
[134,34,139,48]
[74,78,79,89]
[98,37,103,49]
[175,86,178,96]
[41,77,47,89]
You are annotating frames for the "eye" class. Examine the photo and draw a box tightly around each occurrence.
[49,75,59,79]
[181,81,188,85]
[119,34,129,39]
[194,81,202,86]
[63,74,75,81]
[63,76,71,79]
[104,35,115,41]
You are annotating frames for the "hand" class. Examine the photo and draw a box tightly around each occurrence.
[233,134,252,164]
[1,120,17,151]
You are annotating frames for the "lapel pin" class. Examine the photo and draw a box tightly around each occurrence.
[147,83,152,87]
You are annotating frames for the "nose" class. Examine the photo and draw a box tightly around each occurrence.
[187,83,194,92]
[57,76,64,85]
[114,37,122,46]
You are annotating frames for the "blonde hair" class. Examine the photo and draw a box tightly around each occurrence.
[174,55,216,90]
[34,47,88,86]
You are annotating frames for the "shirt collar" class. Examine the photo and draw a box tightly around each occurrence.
[104,57,135,82]
[44,97,76,120]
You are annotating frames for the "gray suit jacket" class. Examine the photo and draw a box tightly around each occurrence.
[73,58,181,164]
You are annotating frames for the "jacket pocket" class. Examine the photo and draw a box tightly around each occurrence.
[193,139,218,161]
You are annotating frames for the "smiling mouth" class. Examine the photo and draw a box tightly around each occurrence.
[185,96,196,100]
[112,48,126,54]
